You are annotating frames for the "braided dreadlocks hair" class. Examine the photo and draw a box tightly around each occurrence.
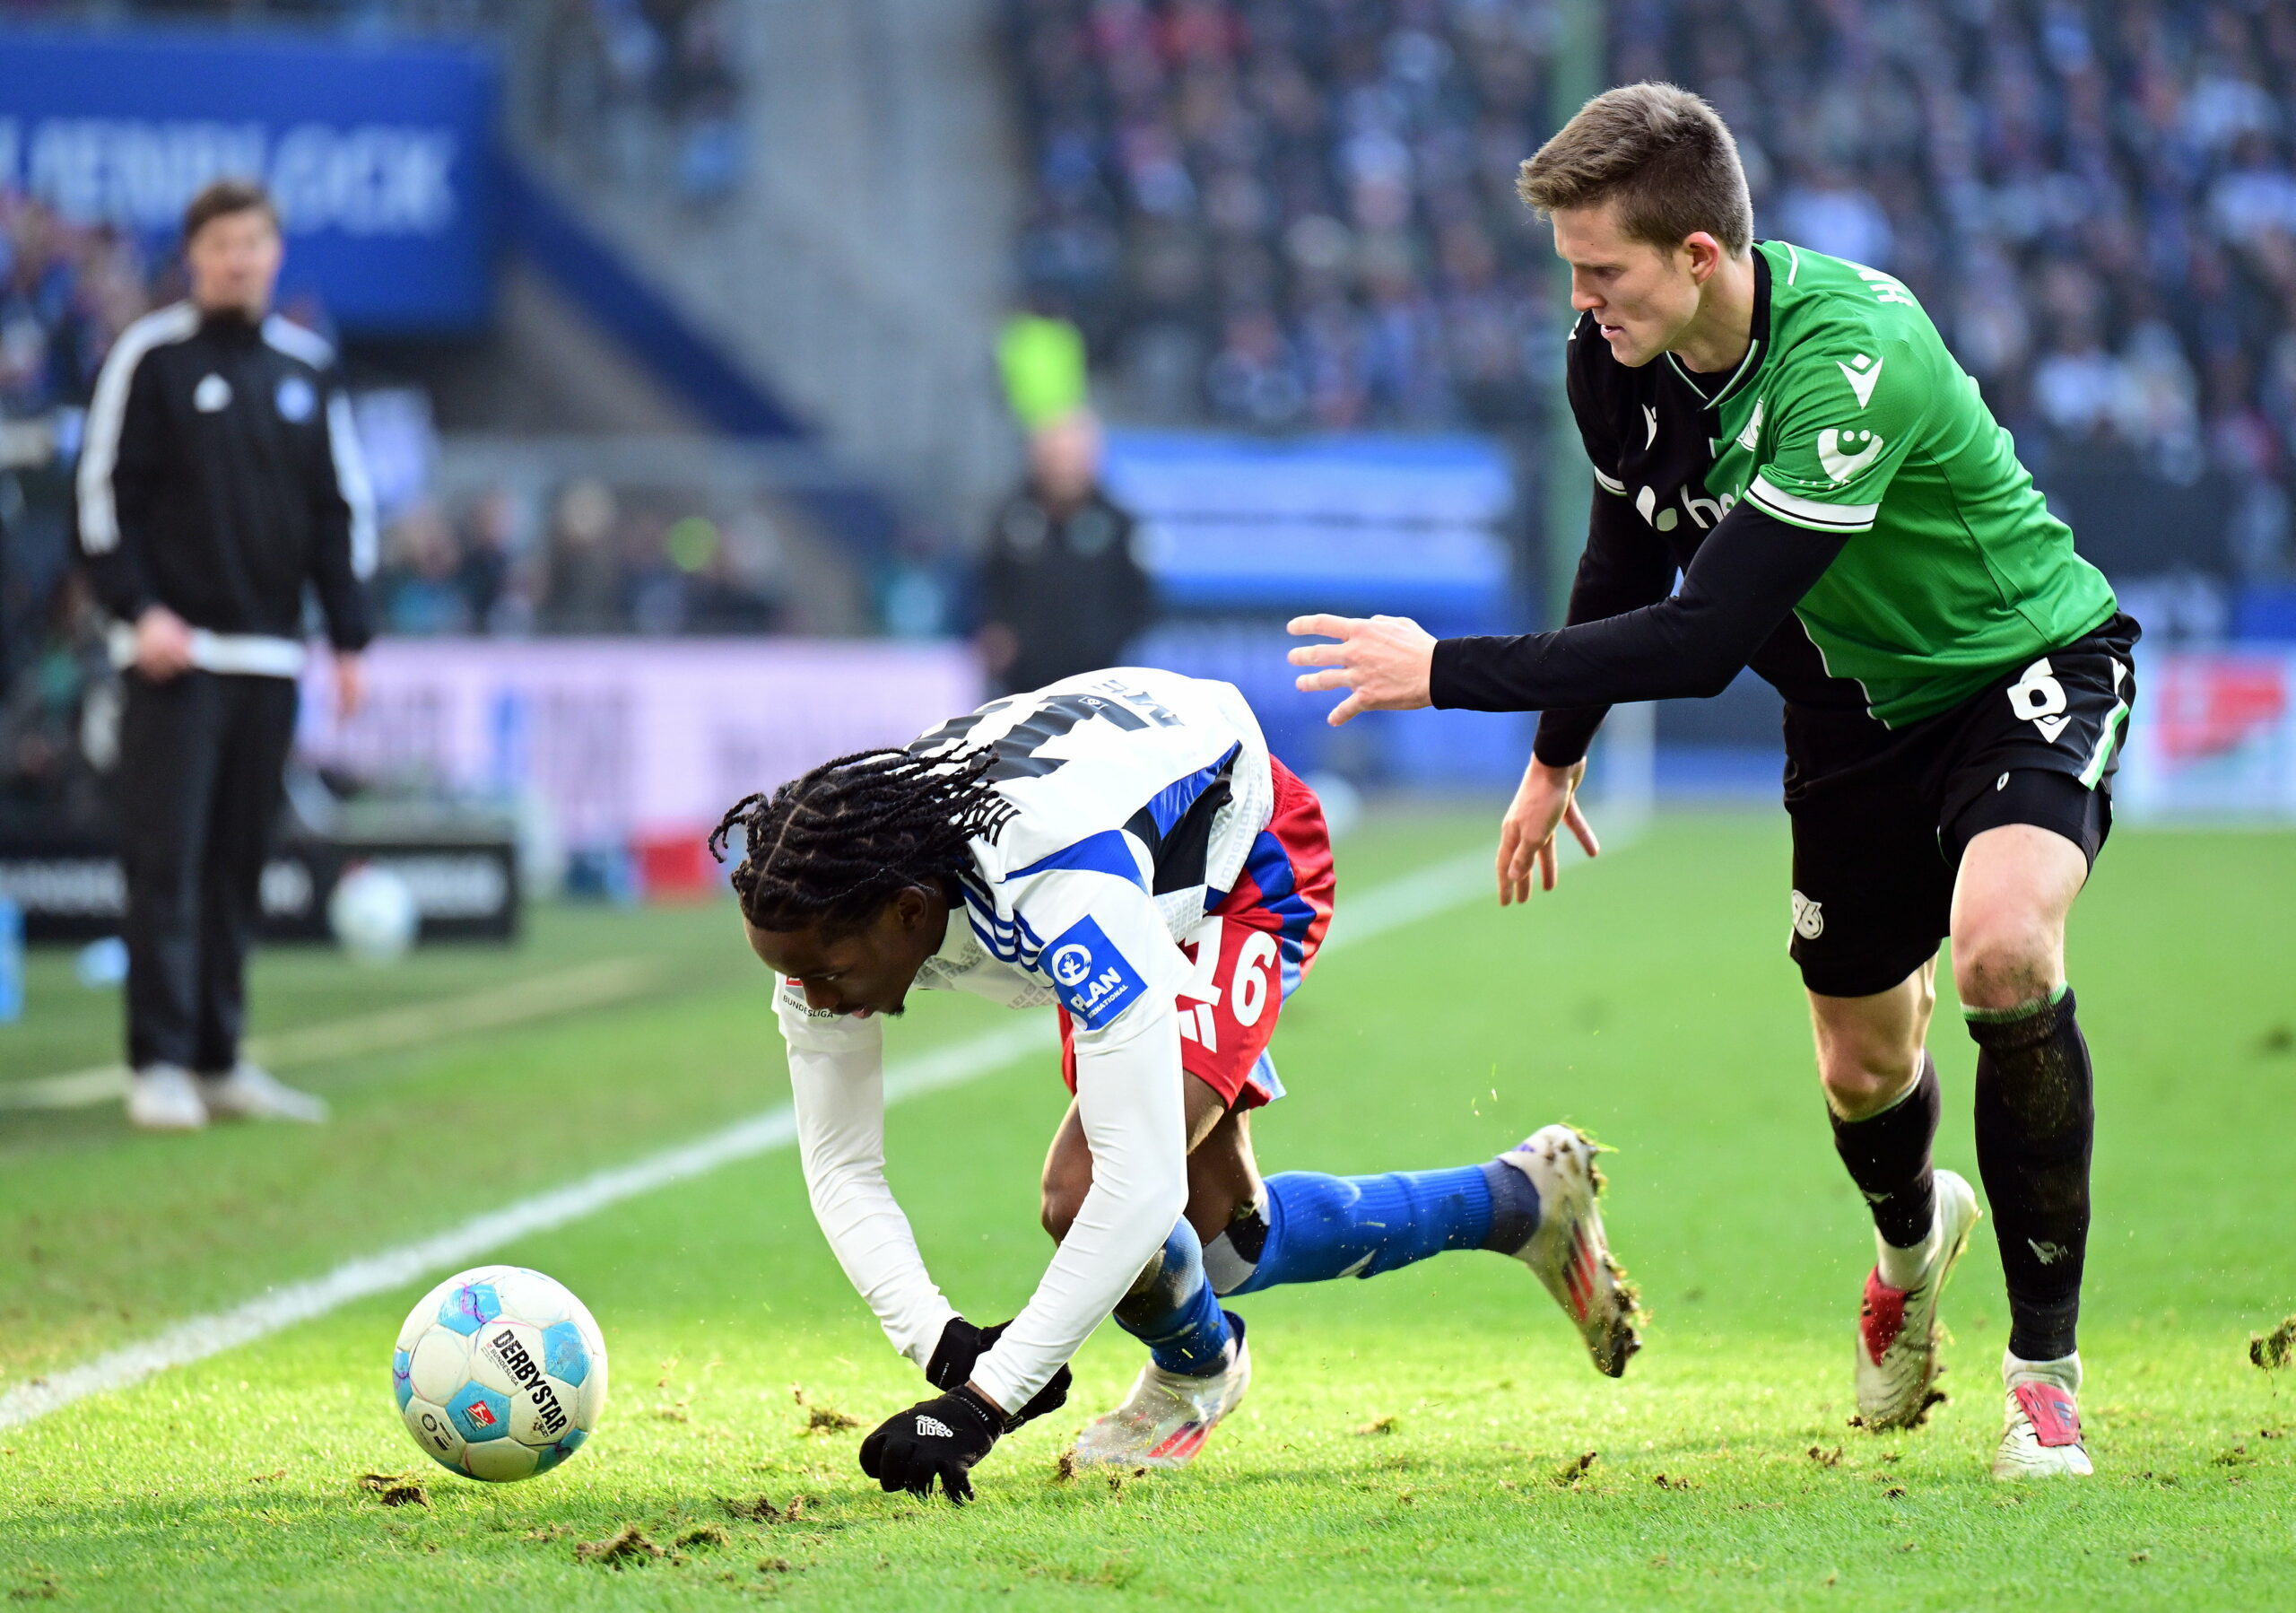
[709,745,1015,936]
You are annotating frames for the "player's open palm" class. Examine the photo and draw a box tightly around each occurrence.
[1497,757,1598,906]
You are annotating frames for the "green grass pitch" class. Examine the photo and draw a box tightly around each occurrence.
[2,808,2292,1609]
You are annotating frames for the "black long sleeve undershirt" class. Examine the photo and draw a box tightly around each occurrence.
[1432,501,1848,723]
[1527,486,1680,766]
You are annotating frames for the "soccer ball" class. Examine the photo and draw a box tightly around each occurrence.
[391,1265,608,1481]
[329,863,420,963]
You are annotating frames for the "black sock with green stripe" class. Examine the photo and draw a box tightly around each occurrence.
[1968,985,2093,1361]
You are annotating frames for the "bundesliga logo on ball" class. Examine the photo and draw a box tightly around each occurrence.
[392,1266,609,1482]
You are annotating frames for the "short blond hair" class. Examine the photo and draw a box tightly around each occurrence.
[1517,83,1752,256]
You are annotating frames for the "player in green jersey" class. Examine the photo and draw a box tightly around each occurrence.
[1286,83,2137,1480]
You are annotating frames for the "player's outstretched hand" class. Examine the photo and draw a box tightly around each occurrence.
[926,1318,1072,1428]
[859,1385,1004,1504]
[1285,614,1437,725]
[1497,756,1598,907]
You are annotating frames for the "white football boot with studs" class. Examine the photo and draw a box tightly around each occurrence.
[1071,1319,1251,1469]
[1855,1169,1981,1430]
[1993,1350,2093,1479]
[1499,1124,1640,1377]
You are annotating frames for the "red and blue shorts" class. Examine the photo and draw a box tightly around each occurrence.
[1058,758,1335,1112]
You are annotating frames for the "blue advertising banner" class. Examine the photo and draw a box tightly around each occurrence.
[0,29,498,333]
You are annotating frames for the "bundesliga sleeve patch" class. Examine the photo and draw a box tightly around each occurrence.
[1040,916,1149,1030]
[778,976,837,1020]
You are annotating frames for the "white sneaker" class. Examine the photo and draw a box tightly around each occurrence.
[198,1063,328,1124]
[1071,1318,1250,1469]
[1500,1124,1640,1377]
[1993,1351,2093,1479]
[126,1065,207,1132]
[1855,1169,1981,1431]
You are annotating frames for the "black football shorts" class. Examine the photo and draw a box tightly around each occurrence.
[1782,612,2140,998]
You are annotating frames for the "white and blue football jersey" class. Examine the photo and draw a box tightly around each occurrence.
[885,667,1273,1033]
[772,667,1281,1401]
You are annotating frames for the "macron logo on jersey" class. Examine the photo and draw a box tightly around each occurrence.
[1838,353,1884,409]
[1043,916,1147,1030]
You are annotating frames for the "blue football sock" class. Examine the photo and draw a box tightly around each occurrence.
[1112,1218,1236,1376]
[1212,1161,1540,1297]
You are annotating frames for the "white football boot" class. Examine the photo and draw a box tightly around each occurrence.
[126,1064,207,1132]
[1992,1351,2093,1479]
[1071,1318,1250,1469]
[199,1062,329,1124]
[1855,1168,1981,1430]
[1499,1124,1640,1377]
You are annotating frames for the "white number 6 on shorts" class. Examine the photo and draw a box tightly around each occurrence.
[1231,930,1280,1027]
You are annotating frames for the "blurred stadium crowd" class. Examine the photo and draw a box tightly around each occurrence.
[369,482,794,638]
[525,0,747,203]
[1013,0,1561,430]
[1010,0,2296,583]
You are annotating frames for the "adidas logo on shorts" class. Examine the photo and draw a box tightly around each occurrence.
[916,1414,954,1438]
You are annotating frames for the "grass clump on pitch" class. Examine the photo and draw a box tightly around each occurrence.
[1,811,2291,1609]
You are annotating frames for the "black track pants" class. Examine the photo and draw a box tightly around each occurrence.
[117,670,299,1072]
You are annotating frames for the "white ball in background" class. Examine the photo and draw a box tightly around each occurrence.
[1305,771,1365,841]
[329,864,420,964]
[74,936,129,989]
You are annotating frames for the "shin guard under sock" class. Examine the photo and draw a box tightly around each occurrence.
[1969,986,2093,1361]
[1112,1219,1235,1376]
[1829,1053,1942,1252]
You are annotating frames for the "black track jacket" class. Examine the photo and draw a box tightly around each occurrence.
[77,302,375,673]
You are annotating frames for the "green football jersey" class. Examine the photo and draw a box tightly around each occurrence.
[1691,241,2118,725]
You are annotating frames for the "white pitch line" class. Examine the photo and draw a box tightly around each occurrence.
[1321,847,1492,951]
[1,958,669,1112]
[0,845,1501,1433]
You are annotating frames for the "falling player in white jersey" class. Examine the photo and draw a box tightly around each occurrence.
[713,668,1639,1503]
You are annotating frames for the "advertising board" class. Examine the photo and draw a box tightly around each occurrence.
[0,30,498,332]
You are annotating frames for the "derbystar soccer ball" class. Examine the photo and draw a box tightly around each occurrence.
[391,1265,608,1481]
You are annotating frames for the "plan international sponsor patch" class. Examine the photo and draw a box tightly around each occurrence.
[1041,916,1147,1030]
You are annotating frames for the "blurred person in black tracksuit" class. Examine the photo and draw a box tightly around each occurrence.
[977,410,1154,694]
[76,179,375,1132]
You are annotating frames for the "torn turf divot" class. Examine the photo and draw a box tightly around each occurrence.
[576,1526,665,1567]
[355,1472,428,1508]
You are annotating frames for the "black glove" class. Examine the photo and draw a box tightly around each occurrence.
[857,1384,1004,1503]
[926,1317,1072,1429]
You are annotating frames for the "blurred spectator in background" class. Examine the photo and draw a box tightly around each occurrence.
[543,478,625,633]
[978,408,1154,693]
[456,486,522,632]
[380,501,473,636]
[1000,304,1094,429]
[76,179,370,1133]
